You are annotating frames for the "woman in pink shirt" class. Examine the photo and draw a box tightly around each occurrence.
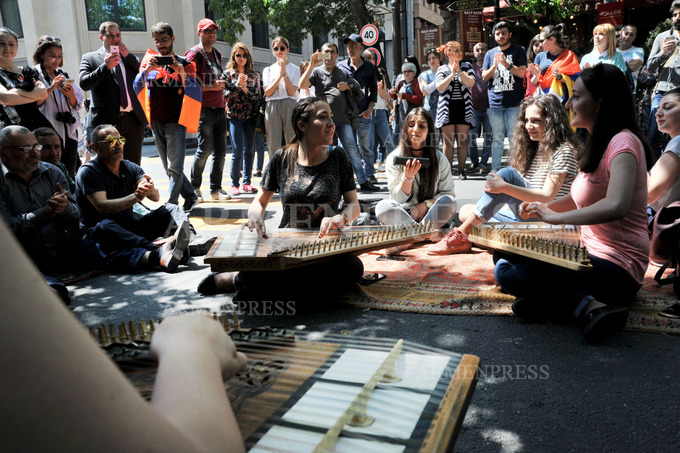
[494,64,653,342]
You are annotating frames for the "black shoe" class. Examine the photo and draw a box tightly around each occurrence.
[367,175,379,185]
[197,272,221,295]
[659,302,680,319]
[253,170,262,177]
[582,305,629,342]
[458,170,467,181]
[360,181,380,192]
[49,282,71,306]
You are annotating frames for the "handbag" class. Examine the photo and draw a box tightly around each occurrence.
[254,98,266,135]
[650,201,680,295]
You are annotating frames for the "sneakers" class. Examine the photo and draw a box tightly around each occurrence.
[230,186,241,196]
[195,189,204,203]
[241,184,258,194]
[211,188,232,200]
[183,197,201,213]
[427,228,472,255]
[359,181,380,192]
[159,220,191,273]
[253,170,262,177]
[367,175,379,185]
[582,305,629,342]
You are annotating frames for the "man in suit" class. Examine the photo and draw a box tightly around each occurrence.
[79,21,147,165]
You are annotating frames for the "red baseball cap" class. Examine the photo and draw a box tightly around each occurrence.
[197,18,218,33]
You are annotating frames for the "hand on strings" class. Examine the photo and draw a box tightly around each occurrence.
[319,214,345,238]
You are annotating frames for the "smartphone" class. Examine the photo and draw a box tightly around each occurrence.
[155,55,174,66]
[63,79,74,88]
[393,156,431,168]
[110,45,119,54]
[376,255,406,261]
[359,273,387,285]
[318,53,331,61]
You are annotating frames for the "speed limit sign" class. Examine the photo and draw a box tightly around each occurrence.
[360,24,379,47]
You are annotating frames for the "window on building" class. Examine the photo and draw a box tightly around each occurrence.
[204,1,226,41]
[0,0,22,37]
[251,21,269,49]
[85,0,146,31]
[313,34,328,52]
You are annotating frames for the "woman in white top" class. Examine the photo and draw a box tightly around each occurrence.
[33,35,83,179]
[262,37,300,158]
[376,107,456,231]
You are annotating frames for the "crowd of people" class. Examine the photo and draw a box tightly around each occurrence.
[5,8,680,449]
[2,7,680,320]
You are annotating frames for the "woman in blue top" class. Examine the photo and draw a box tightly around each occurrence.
[580,23,627,73]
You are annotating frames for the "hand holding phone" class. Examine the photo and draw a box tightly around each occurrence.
[110,45,119,55]
[318,52,330,61]
[154,55,174,66]
[393,156,430,168]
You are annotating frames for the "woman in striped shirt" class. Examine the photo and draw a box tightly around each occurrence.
[428,94,580,255]
[435,41,475,180]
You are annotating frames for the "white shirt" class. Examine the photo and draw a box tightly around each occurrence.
[263,62,300,101]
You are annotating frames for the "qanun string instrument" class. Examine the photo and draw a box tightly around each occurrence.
[468,222,592,271]
[95,313,479,452]
[205,224,437,272]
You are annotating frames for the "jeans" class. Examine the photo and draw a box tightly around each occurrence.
[372,109,395,162]
[336,123,367,184]
[355,115,376,178]
[469,109,492,167]
[494,252,640,318]
[254,131,265,172]
[472,167,534,222]
[375,195,457,229]
[151,121,196,205]
[229,117,256,187]
[191,107,228,192]
[487,106,520,171]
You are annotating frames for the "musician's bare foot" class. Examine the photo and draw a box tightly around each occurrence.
[197,272,237,295]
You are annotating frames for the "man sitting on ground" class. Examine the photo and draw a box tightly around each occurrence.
[33,127,76,193]
[0,126,189,305]
[75,124,191,272]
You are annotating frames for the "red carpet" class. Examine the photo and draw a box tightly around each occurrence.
[346,244,680,335]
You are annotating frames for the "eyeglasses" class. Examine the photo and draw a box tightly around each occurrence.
[202,29,218,34]
[273,46,287,52]
[234,54,247,59]
[4,144,42,153]
[154,37,172,45]
[97,136,126,146]
[403,70,415,73]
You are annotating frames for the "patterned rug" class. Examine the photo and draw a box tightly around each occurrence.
[345,244,680,335]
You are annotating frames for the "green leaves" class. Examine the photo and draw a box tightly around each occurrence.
[508,0,581,23]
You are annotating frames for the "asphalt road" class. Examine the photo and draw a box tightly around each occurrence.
[70,142,680,453]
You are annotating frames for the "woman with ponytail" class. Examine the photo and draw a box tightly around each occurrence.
[197,98,364,301]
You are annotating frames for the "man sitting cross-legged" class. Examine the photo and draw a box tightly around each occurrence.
[76,124,191,273]
[0,126,189,305]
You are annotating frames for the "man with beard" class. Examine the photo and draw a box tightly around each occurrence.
[646,2,680,157]
[134,22,202,212]
[482,21,527,174]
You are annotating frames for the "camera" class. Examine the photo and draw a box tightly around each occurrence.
[56,111,77,125]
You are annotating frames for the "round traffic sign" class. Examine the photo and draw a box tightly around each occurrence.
[360,24,379,46]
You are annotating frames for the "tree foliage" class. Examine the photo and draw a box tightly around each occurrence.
[507,0,581,23]
[208,0,386,46]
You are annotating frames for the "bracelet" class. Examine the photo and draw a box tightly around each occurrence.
[402,175,414,183]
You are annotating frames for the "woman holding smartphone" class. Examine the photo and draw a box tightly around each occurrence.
[376,108,456,234]
[33,35,83,178]
[262,37,299,159]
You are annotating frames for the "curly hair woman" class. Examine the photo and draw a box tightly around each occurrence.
[428,94,579,255]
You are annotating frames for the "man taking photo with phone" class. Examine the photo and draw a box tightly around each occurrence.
[134,22,202,212]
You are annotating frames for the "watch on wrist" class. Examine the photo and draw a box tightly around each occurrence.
[425,199,434,209]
